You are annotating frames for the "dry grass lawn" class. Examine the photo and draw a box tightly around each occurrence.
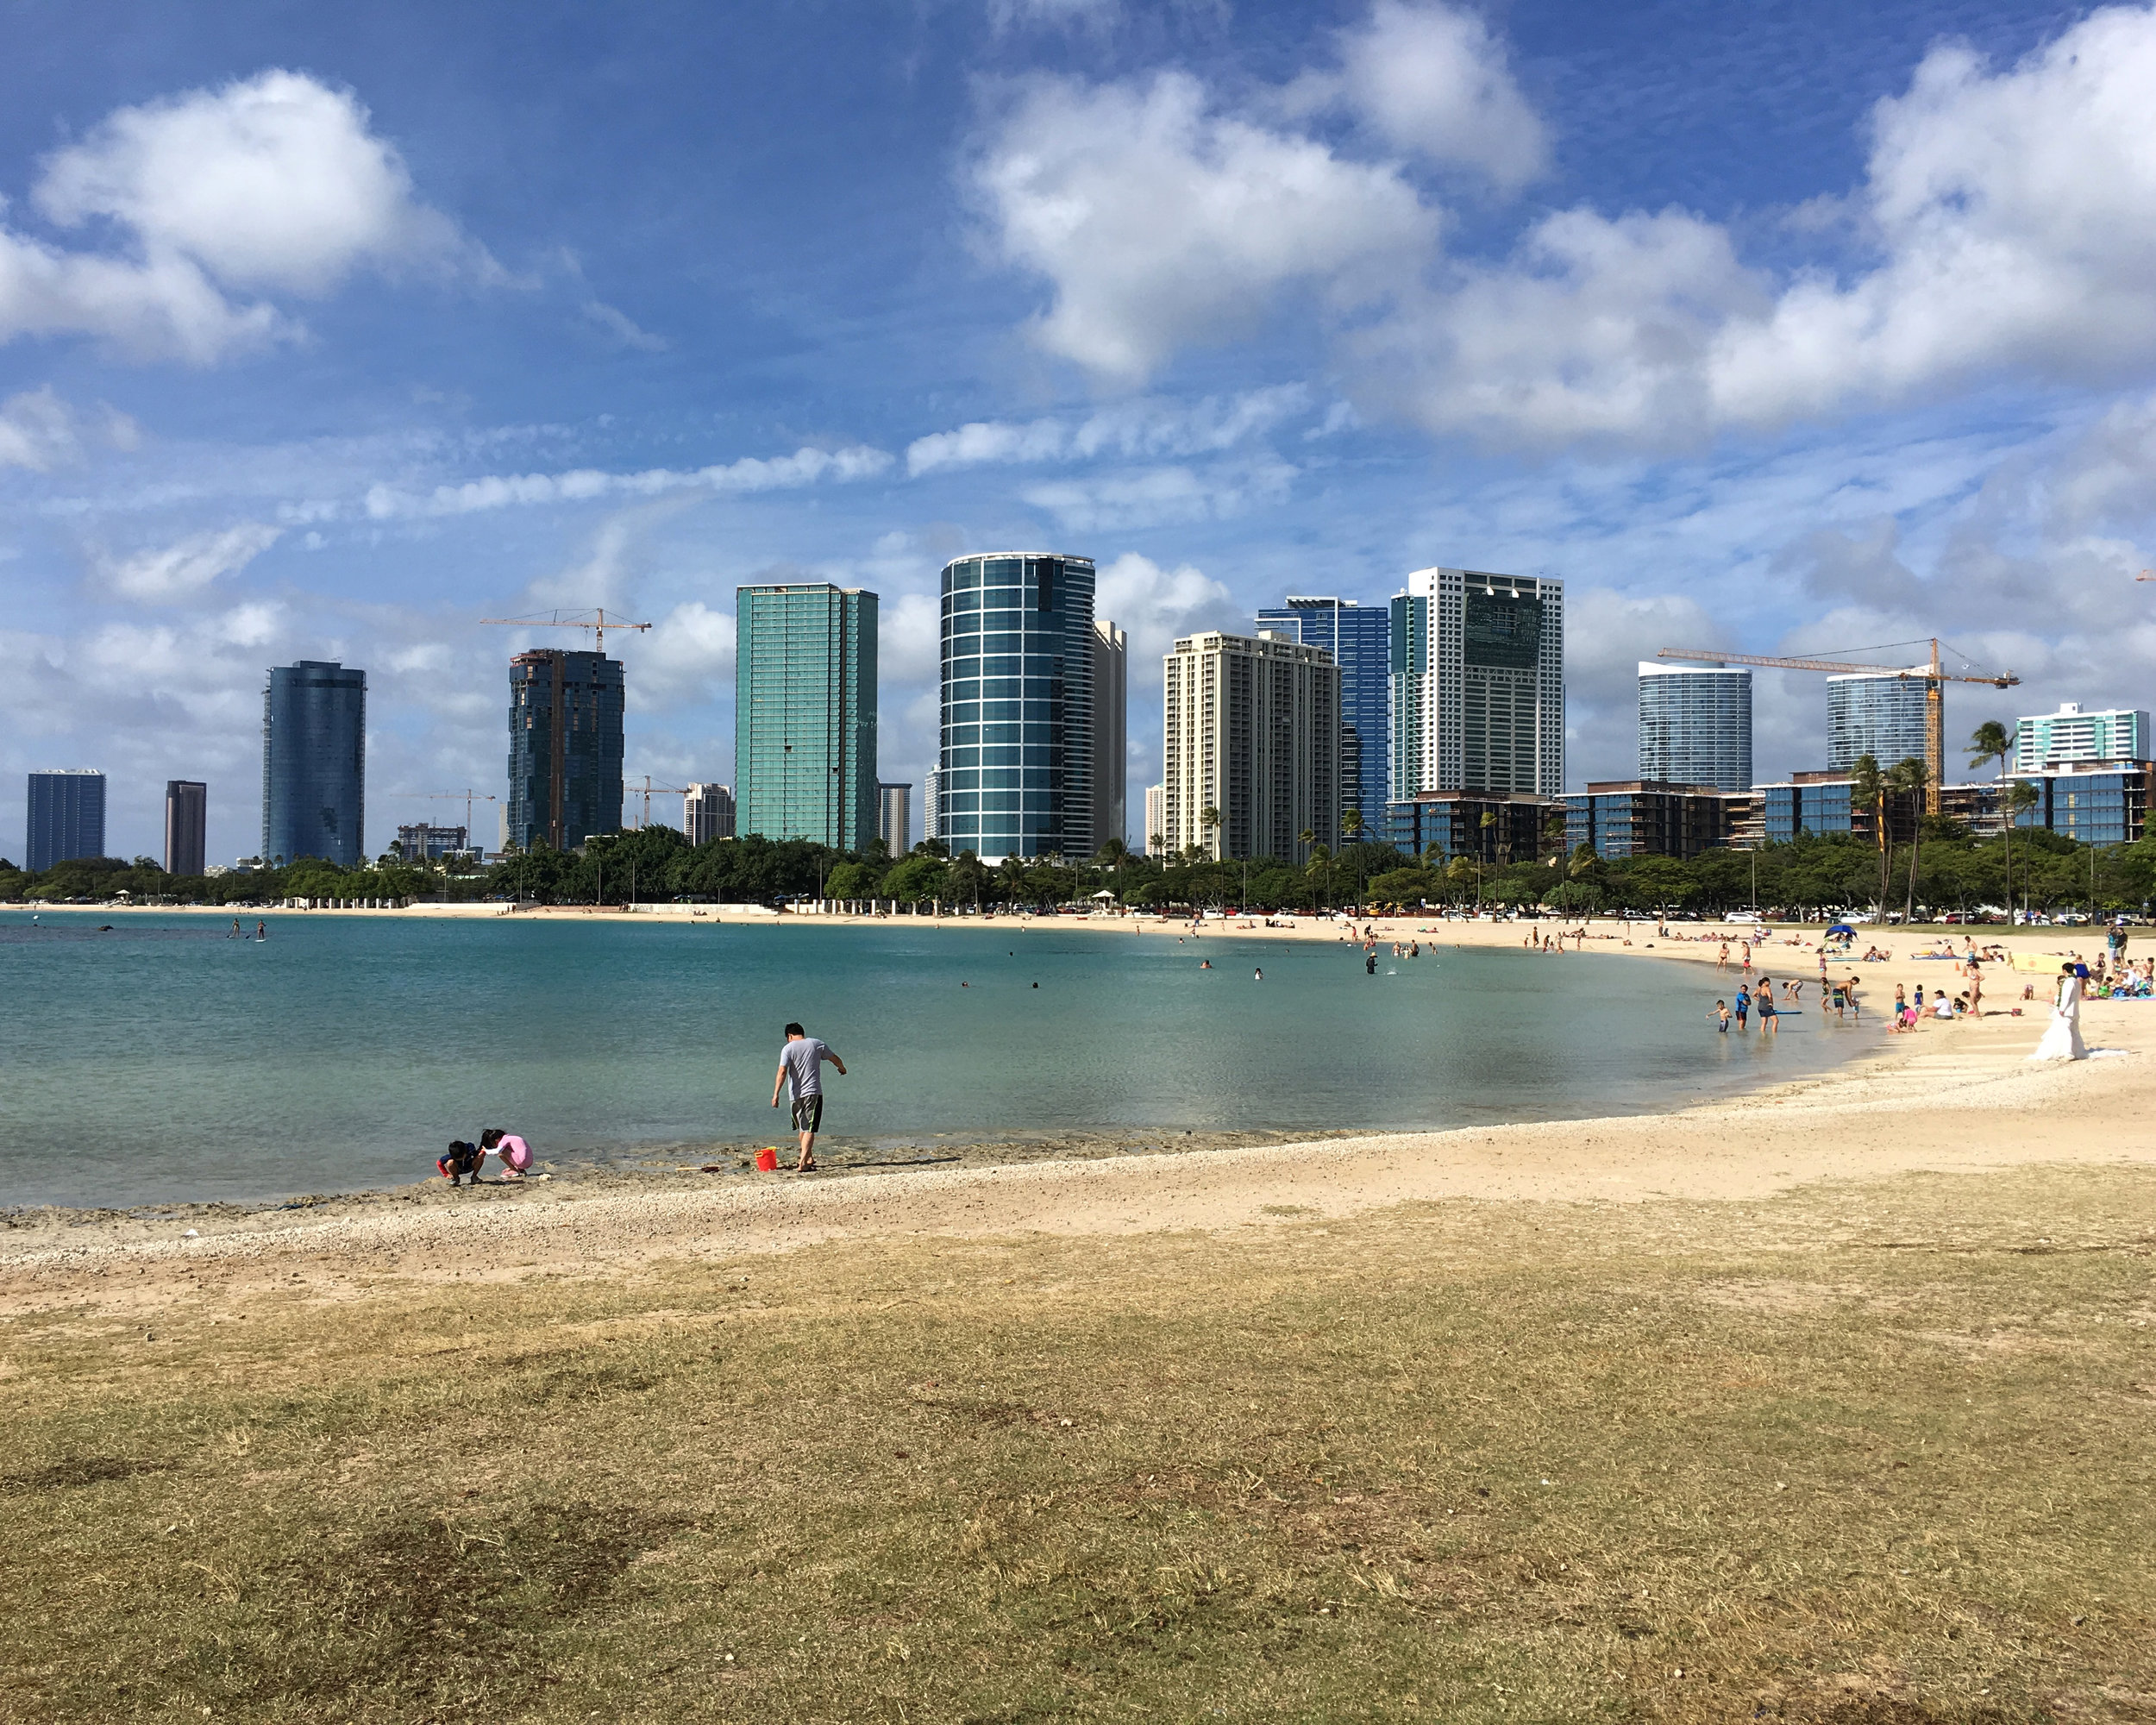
[3,1164,2153,1723]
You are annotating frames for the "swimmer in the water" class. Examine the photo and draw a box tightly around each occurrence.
[1200,959,1212,969]
[1254,967,1263,981]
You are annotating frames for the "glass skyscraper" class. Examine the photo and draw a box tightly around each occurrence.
[506,649,625,851]
[165,780,207,876]
[936,552,1095,862]
[1637,662,1752,790]
[1827,674,1927,771]
[262,661,366,867]
[1255,596,1390,837]
[734,583,879,850]
[26,768,106,871]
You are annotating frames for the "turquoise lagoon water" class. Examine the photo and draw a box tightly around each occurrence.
[0,912,1858,1209]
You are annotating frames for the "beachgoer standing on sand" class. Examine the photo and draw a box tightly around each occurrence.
[772,1021,846,1171]
[1967,960,1983,1017]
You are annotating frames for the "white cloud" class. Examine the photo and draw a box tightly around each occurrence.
[1023,457,1295,531]
[906,386,1309,475]
[971,70,1434,384]
[95,521,282,600]
[1093,550,1235,683]
[0,69,491,363]
[880,590,943,686]
[636,600,736,708]
[974,5,2156,447]
[366,443,893,518]
[1288,0,1547,189]
[0,386,101,470]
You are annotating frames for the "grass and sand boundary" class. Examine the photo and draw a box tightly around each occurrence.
[3,919,2151,1718]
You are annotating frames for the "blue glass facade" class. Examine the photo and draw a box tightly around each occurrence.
[1827,675,1927,772]
[26,769,106,871]
[1761,780,1853,842]
[1386,794,1555,863]
[2014,768,2151,844]
[735,586,878,850]
[262,661,366,867]
[938,553,1095,862]
[1256,597,1390,837]
[1564,782,1733,859]
[508,649,627,852]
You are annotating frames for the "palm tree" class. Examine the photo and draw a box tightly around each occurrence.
[1848,753,1888,919]
[1967,718,2015,918]
[1889,756,1931,926]
[1199,805,1222,862]
[1338,806,1365,906]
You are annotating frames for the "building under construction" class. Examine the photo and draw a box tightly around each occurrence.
[506,649,624,852]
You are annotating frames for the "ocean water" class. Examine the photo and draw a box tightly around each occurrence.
[0,912,1859,1210]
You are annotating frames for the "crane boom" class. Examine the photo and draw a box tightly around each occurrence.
[1656,639,2019,815]
[479,606,652,655]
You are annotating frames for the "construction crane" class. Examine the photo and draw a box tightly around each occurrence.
[479,606,652,654]
[1656,639,2019,814]
[385,790,498,853]
[625,774,690,831]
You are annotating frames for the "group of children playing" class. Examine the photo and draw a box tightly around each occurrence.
[436,1127,532,1186]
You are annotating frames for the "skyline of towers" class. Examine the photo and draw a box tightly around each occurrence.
[164,780,206,877]
[1638,661,1752,792]
[1255,596,1390,838]
[506,649,624,853]
[27,768,106,872]
[1389,568,1565,803]
[263,660,367,868]
[734,582,879,850]
[935,552,1096,863]
[1161,630,1339,862]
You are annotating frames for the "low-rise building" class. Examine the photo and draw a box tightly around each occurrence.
[2015,704,2151,772]
[1564,781,1733,860]
[2013,762,2152,844]
[1386,791,1561,864]
[396,823,469,862]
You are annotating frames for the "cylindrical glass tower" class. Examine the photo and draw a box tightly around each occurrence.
[937,552,1095,862]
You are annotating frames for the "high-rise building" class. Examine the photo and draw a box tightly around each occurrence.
[1389,568,1564,806]
[923,768,942,842]
[936,552,1095,862]
[1827,674,1927,772]
[263,661,366,867]
[1256,596,1391,837]
[1638,662,1752,791]
[1144,783,1165,854]
[164,780,207,876]
[396,823,468,861]
[1091,619,1127,851]
[683,783,736,844]
[506,650,624,852]
[26,769,106,871]
[1162,630,1339,862]
[735,583,878,849]
[2014,703,2152,771]
[878,781,912,853]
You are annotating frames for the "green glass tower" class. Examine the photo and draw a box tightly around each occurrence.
[734,583,879,849]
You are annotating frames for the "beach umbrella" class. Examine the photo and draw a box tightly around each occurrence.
[1826,922,1857,938]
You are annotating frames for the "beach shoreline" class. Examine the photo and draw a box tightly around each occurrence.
[3,966,2145,1315]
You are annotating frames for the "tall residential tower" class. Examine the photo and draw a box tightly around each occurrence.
[1388,568,1564,800]
[26,769,106,871]
[165,780,207,876]
[936,552,1094,862]
[1161,630,1339,862]
[735,583,879,850]
[1090,619,1127,850]
[1255,596,1390,837]
[506,649,624,851]
[1827,674,1927,772]
[263,661,366,867]
[1637,662,1752,791]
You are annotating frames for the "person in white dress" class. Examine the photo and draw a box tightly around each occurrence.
[2029,965,2088,1062]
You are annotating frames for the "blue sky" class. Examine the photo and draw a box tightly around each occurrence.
[4,0,2153,863]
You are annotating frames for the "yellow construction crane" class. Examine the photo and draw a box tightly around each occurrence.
[479,606,652,653]
[1656,639,2018,813]
[625,774,691,830]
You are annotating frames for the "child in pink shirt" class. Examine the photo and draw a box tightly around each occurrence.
[479,1128,533,1179]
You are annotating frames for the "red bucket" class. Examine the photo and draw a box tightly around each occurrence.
[755,1146,779,1172]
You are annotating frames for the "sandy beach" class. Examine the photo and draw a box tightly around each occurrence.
[3,919,2144,1315]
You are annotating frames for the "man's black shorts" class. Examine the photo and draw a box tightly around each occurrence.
[791,1094,824,1134]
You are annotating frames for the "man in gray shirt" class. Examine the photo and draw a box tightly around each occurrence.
[769,1021,846,1171]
